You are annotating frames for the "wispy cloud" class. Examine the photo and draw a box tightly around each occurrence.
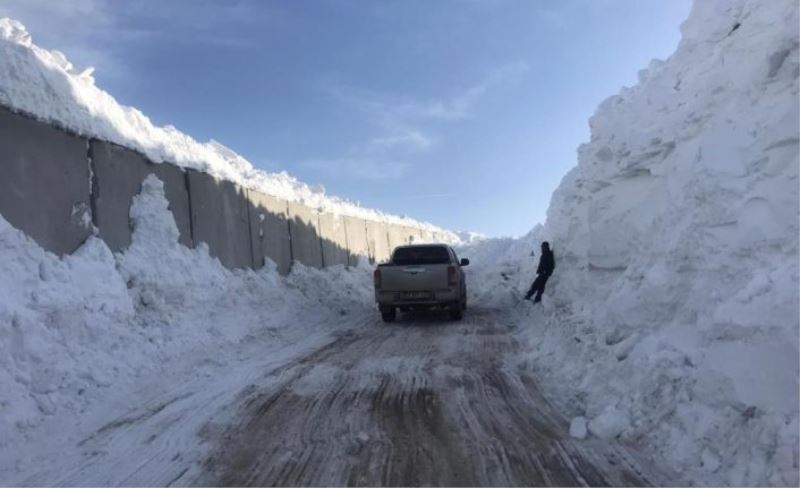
[313,60,529,179]
[117,1,271,49]
[325,60,530,123]
[392,192,460,200]
[361,130,434,154]
[407,60,530,121]
[0,0,268,79]
[0,0,121,74]
[299,158,410,181]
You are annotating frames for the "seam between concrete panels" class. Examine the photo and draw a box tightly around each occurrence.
[317,212,325,268]
[368,221,375,261]
[342,215,351,268]
[87,138,99,229]
[385,229,391,262]
[244,188,258,268]
[183,170,195,248]
[286,200,294,265]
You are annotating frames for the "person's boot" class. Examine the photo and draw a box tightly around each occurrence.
[533,295,541,303]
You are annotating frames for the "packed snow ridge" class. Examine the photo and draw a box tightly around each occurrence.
[0,17,457,238]
[462,0,799,484]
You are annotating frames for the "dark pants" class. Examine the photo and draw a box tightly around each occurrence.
[525,273,550,302]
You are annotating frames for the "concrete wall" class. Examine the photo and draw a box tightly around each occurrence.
[405,226,424,245]
[90,140,192,252]
[287,202,323,268]
[247,189,292,275]
[365,221,391,264]
[187,169,253,269]
[0,106,438,270]
[343,216,369,266]
[387,225,413,251]
[0,107,91,255]
[318,213,350,267]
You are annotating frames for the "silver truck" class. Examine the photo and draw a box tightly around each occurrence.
[373,244,469,322]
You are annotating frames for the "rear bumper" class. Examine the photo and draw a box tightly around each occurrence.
[375,288,460,307]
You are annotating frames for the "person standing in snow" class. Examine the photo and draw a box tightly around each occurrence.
[525,241,555,303]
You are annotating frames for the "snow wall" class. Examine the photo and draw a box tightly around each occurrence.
[0,105,431,273]
[463,0,797,485]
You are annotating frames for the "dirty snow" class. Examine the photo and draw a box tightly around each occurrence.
[0,17,457,239]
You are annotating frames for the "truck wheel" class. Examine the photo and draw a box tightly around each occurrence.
[381,308,396,323]
[449,306,463,321]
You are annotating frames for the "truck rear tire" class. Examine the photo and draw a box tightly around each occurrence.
[449,306,463,321]
[381,307,396,322]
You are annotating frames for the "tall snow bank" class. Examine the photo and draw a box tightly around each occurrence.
[0,174,376,459]
[544,0,799,483]
[0,18,457,239]
[466,0,799,485]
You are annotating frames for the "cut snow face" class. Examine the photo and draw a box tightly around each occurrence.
[459,0,799,485]
[0,17,457,240]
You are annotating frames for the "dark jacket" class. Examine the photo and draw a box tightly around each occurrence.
[537,248,555,276]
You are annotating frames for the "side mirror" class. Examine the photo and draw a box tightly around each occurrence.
[460,258,470,266]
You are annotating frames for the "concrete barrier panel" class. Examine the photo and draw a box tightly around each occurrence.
[406,226,424,245]
[0,108,91,255]
[318,213,349,267]
[387,225,413,251]
[365,220,391,264]
[287,202,323,268]
[90,140,192,252]
[187,169,253,269]
[343,216,369,266]
[434,231,451,243]
[247,190,291,275]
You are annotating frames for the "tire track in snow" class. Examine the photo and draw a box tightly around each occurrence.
[8,314,363,487]
[195,306,672,486]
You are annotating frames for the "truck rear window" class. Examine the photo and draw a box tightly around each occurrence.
[392,246,450,265]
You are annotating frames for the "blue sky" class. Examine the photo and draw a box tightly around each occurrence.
[1,0,691,237]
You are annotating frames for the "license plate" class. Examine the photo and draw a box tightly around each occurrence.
[401,291,432,300]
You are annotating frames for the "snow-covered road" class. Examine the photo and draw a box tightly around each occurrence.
[188,306,669,487]
[7,300,674,487]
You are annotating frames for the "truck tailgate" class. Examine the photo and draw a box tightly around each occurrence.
[381,264,450,291]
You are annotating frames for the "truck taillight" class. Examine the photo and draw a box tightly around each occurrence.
[374,268,382,288]
[448,266,457,286]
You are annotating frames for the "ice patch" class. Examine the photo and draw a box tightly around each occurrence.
[588,405,630,440]
[569,416,587,439]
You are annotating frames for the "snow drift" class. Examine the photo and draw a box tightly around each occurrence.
[0,174,377,480]
[462,0,799,485]
[0,17,455,237]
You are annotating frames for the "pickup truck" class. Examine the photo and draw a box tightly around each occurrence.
[373,244,469,322]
